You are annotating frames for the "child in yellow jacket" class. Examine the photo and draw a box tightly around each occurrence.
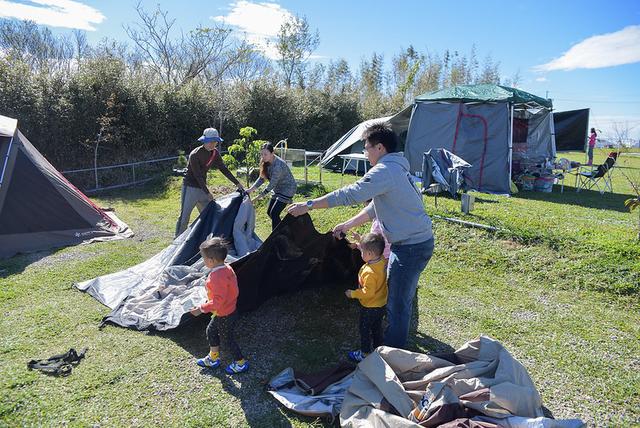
[345,232,388,362]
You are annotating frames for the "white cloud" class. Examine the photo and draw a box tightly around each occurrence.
[0,0,105,31]
[212,1,293,59]
[535,77,547,82]
[535,25,640,71]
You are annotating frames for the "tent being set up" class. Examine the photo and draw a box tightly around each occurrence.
[76,192,362,331]
[0,115,133,259]
[405,84,556,194]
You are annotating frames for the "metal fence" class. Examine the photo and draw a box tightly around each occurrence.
[62,156,179,193]
[273,140,324,184]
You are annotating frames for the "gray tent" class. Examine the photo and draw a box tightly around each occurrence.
[0,115,133,259]
[320,106,413,170]
[405,84,555,194]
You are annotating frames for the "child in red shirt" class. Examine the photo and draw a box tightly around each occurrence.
[190,237,248,374]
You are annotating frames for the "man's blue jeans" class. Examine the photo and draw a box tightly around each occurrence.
[384,237,435,349]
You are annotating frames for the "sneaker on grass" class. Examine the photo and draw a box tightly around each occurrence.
[225,360,249,374]
[196,355,220,369]
[348,350,367,362]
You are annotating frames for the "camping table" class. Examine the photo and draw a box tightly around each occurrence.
[553,166,578,193]
[338,153,369,185]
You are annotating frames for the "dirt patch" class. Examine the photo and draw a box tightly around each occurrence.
[129,218,171,242]
[27,246,100,269]
[627,358,640,371]
[512,310,540,322]
[534,293,572,312]
[500,239,525,250]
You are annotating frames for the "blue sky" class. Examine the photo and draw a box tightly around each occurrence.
[1,0,639,141]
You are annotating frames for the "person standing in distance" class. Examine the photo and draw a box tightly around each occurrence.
[587,128,597,166]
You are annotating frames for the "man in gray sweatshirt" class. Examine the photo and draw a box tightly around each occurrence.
[288,122,434,350]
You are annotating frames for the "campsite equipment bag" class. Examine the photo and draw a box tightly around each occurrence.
[27,348,87,376]
[521,175,536,191]
[534,176,554,192]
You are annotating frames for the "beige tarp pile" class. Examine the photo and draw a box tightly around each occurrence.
[340,335,584,427]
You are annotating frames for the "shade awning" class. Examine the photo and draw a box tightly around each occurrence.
[416,84,552,109]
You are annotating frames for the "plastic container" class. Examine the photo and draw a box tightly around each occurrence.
[521,175,536,191]
[534,176,554,193]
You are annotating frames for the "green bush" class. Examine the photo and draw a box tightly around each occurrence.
[0,57,361,174]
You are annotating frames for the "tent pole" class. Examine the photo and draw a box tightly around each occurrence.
[94,132,101,190]
[0,135,15,188]
[508,104,514,191]
[549,109,557,159]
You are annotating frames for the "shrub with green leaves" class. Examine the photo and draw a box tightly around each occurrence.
[224,126,268,186]
[175,150,187,168]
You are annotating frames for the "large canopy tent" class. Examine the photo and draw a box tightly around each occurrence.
[404,84,556,194]
[0,115,133,259]
[320,106,412,171]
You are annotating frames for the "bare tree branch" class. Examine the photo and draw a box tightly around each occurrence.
[123,3,243,87]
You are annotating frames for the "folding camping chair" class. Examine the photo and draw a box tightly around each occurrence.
[575,153,617,194]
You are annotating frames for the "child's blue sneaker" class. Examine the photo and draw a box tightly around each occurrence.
[196,355,220,369]
[348,350,367,362]
[225,360,249,374]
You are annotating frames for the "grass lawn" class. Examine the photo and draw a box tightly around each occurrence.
[1,148,639,427]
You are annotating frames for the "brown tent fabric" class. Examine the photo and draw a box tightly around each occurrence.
[340,336,585,428]
[293,362,356,396]
[267,364,356,420]
[234,213,362,313]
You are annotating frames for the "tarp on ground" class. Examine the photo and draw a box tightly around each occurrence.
[553,109,589,152]
[340,335,584,428]
[268,363,356,419]
[0,115,133,259]
[76,192,361,330]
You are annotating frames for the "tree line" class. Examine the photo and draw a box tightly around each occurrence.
[0,4,515,170]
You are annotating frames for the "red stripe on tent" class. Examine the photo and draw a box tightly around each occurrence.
[52,169,119,229]
[451,103,463,154]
